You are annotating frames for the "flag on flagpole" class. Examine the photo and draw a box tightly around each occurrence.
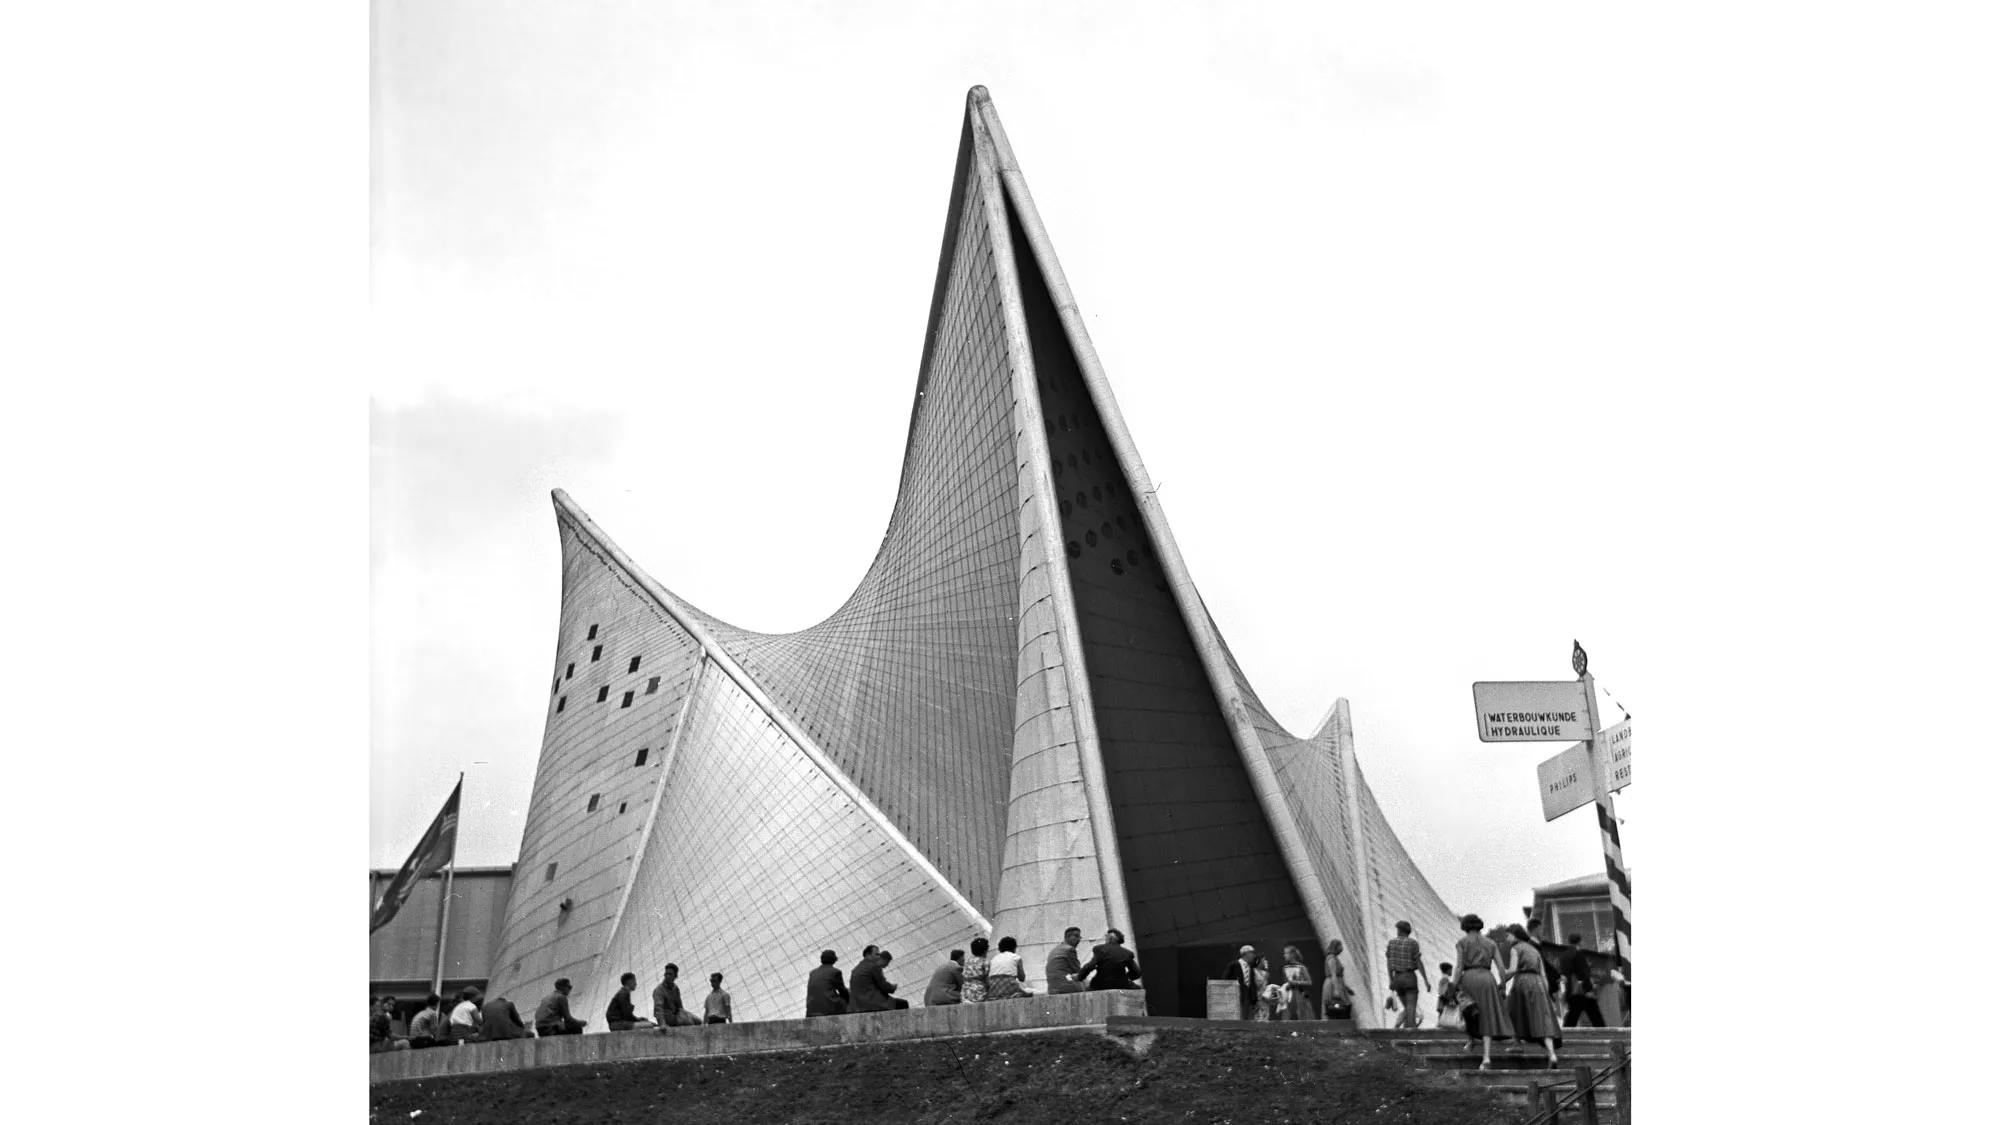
[370,778,462,933]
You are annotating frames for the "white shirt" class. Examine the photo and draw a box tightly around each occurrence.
[450,1000,479,1028]
[988,950,1024,979]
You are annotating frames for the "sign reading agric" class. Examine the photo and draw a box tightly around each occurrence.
[1599,719,1633,793]
[1471,680,1592,742]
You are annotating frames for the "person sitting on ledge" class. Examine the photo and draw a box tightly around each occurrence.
[478,993,530,1041]
[879,950,914,1009]
[704,972,733,1025]
[925,949,964,1006]
[1045,927,1084,995]
[848,946,908,1011]
[653,964,704,1029]
[445,988,483,1043]
[369,997,410,1052]
[534,978,588,1036]
[406,993,443,1048]
[606,972,657,1031]
[1078,928,1142,990]
[985,936,1035,1000]
[805,950,848,1018]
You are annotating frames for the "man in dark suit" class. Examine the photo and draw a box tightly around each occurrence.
[849,947,908,1011]
[1561,934,1606,1027]
[476,994,530,1041]
[1225,945,1261,1019]
[606,972,657,1030]
[1045,927,1085,995]
[534,978,588,1036]
[1078,928,1142,990]
[805,950,849,1017]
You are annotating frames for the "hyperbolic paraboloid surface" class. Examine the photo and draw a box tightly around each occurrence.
[483,88,1460,1026]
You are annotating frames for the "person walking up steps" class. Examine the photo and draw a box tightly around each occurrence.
[1385,921,1431,1028]
[1451,915,1512,1069]
[1499,924,1562,1068]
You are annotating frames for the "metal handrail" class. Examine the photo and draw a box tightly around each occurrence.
[1521,1043,1630,1125]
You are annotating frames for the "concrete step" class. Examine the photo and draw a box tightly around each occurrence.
[1418,1053,1617,1071]
[1392,1032,1624,1048]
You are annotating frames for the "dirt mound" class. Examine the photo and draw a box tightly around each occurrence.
[370,1027,1519,1124]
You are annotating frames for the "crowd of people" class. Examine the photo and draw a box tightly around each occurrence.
[371,918,1624,1056]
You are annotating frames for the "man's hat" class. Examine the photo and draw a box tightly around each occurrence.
[1239,945,1256,956]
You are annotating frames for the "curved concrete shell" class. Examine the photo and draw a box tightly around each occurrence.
[483,88,1459,1027]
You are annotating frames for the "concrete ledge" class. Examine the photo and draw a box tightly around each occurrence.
[371,992,1148,1085]
[1106,1016,1358,1034]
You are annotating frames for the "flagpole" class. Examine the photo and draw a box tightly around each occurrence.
[429,771,463,1002]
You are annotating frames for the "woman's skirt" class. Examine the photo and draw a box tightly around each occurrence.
[985,975,1029,1001]
[1457,968,1512,1040]
[1505,974,1563,1044]
[1283,986,1315,1022]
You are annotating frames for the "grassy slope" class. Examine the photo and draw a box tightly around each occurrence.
[369,1027,1520,1125]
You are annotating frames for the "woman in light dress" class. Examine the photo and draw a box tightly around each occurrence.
[985,935,1035,1000]
[961,936,992,1003]
[1499,923,1562,1068]
[1279,945,1316,1021]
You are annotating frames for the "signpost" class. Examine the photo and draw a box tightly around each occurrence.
[1474,643,1631,981]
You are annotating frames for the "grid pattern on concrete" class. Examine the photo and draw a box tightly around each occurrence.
[586,660,986,1025]
[653,168,1021,918]
[1355,763,1464,1007]
[484,516,708,1012]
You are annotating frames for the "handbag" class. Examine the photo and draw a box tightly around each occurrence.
[1461,1001,1481,1037]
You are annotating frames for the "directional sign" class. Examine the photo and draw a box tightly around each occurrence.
[1536,720,1634,821]
[1537,741,1595,821]
[1471,680,1593,742]
[1599,719,1633,794]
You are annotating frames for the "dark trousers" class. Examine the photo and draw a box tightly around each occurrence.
[1564,996,1604,1027]
[536,1019,586,1036]
[706,1015,728,1024]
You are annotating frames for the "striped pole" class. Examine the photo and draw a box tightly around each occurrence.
[1575,648,1632,979]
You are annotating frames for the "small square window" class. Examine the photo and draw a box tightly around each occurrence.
[628,655,642,674]
[544,862,558,882]
[591,645,602,662]
[566,663,574,680]
[552,677,560,696]
[586,794,600,812]
[635,747,649,767]
[596,686,609,703]
[556,696,566,712]
[646,676,661,695]
[618,802,627,814]
[587,625,598,640]
[621,691,634,708]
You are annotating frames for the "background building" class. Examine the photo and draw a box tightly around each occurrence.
[479,88,1462,1026]
[369,865,514,1027]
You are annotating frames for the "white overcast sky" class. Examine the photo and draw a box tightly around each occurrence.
[367,1,1993,937]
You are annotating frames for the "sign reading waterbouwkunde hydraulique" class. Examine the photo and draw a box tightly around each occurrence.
[1471,680,1593,742]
